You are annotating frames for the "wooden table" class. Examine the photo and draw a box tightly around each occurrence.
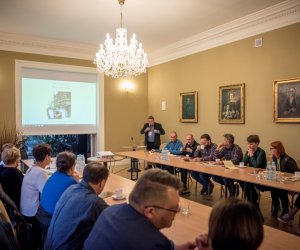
[122,145,147,180]
[87,155,125,172]
[103,173,300,250]
[117,151,300,193]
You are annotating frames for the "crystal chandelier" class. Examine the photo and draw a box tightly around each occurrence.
[94,0,148,78]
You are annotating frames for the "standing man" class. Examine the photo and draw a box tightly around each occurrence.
[84,169,196,250]
[212,133,243,197]
[45,162,109,250]
[140,115,165,151]
[180,134,198,194]
[191,134,217,195]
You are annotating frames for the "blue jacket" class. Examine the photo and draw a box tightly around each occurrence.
[84,203,174,250]
[165,139,183,155]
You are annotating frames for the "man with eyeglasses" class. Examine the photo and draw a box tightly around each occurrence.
[84,169,196,250]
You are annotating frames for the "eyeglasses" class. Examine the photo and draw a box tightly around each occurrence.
[144,205,180,214]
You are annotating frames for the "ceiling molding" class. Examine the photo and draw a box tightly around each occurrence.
[0,0,299,65]
[0,32,97,61]
[149,0,300,66]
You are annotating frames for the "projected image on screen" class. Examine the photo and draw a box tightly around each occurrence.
[22,78,97,133]
[47,91,71,119]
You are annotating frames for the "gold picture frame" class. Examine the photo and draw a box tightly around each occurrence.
[219,83,245,124]
[274,77,300,123]
[179,91,198,123]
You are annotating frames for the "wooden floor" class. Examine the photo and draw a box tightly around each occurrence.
[110,163,300,237]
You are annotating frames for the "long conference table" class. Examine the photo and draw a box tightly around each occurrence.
[117,150,300,193]
[103,173,299,250]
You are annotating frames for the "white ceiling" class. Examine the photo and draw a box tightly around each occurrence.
[0,0,299,65]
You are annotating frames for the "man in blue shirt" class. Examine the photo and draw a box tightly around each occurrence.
[45,162,109,250]
[84,169,196,250]
[165,131,183,155]
[163,131,183,174]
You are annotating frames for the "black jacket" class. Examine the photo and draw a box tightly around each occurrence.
[272,154,299,173]
[140,122,165,148]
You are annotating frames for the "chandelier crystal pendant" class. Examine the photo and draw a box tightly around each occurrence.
[94,0,148,78]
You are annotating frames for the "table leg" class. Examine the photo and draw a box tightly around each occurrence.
[129,158,140,180]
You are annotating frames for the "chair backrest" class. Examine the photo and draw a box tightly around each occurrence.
[0,200,12,225]
[0,200,19,249]
[296,158,300,168]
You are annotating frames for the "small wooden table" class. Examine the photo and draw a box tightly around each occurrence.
[87,155,125,172]
[122,145,146,180]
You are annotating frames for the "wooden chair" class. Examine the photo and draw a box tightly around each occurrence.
[0,200,18,248]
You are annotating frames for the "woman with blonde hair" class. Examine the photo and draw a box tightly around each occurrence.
[0,146,24,209]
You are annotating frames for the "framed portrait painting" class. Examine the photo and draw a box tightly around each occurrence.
[274,77,300,123]
[179,91,198,123]
[219,83,245,124]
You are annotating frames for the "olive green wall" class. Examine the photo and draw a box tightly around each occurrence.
[103,75,148,152]
[1,23,299,157]
[148,23,300,159]
[0,50,148,152]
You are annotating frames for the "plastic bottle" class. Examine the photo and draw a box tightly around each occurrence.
[266,162,272,181]
[161,148,168,161]
[271,161,277,180]
[76,154,85,174]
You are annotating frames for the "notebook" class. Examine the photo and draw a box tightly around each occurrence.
[223,160,238,169]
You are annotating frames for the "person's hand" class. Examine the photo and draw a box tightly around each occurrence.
[186,147,193,153]
[145,127,150,132]
[72,170,81,182]
[195,234,210,250]
[196,145,201,151]
[175,241,196,250]
[193,157,201,162]
[72,170,80,180]
[291,107,296,112]
[154,129,159,133]
[248,148,254,157]
[217,142,224,151]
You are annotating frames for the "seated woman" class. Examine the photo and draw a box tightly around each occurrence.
[20,143,52,250]
[37,151,79,238]
[196,198,264,250]
[0,146,24,210]
[270,141,299,217]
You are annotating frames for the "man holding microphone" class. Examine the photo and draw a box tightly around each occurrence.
[140,115,165,151]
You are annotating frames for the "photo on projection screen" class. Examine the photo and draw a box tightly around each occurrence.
[47,91,72,120]
[21,78,97,133]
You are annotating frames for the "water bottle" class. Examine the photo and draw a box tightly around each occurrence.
[271,161,277,180]
[266,162,272,181]
[161,148,168,161]
[76,154,85,174]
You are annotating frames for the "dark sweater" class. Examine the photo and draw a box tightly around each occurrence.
[0,166,24,210]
